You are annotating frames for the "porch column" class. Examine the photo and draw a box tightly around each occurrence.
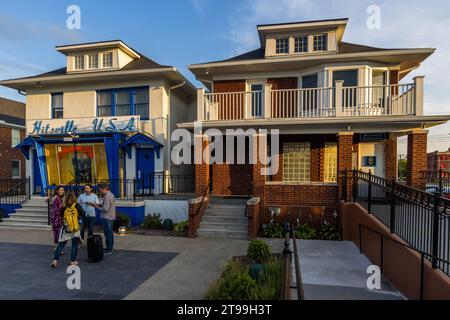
[407,129,428,189]
[385,133,398,180]
[252,133,267,199]
[195,134,210,197]
[337,132,354,201]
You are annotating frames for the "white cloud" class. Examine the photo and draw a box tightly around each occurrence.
[0,51,46,78]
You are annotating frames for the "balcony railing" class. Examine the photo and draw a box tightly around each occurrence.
[197,77,424,121]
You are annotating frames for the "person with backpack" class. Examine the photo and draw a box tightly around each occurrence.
[51,193,86,268]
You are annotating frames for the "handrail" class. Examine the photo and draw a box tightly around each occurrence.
[291,224,305,300]
[195,177,212,217]
[358,223,450,300]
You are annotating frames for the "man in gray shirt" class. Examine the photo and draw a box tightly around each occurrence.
[93,183,116,255]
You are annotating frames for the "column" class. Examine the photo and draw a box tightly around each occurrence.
[407,129,428,189]
[337,132,354,201]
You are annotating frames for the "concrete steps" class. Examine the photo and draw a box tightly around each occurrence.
[197,197,249,240]
[0,196,51,230]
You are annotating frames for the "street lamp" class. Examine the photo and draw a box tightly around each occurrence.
[65,132,80,197]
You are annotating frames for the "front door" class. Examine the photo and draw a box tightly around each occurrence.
[136,148,155,193]
[359,142,386,178]
[33,150,43,195]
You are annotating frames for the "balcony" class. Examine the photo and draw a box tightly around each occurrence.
[197,77,424,121]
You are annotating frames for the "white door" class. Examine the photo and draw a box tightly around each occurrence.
[359,142,386,178]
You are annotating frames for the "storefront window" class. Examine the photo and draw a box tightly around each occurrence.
[45,143,109,186]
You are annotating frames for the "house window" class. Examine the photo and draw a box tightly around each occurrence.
[115,90,131,116]
[134,88,149,120]
[88,53,99,69]
[11,129,21,147]
[74,55,84,70]
[276,38,289,54]
[97,91,113,117]
[313,34,328,51]
[324,143,338,182]
[12,160,20,178]
[283,142,310,182]
[294,36,308,53]
[97,87,149,119]
[103,52,113,68]
[51,93,64,119]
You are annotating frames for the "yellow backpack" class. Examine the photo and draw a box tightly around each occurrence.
[63,202,80,233]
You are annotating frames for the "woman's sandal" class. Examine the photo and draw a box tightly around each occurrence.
[69,261,79,266]
[51,260,58,268]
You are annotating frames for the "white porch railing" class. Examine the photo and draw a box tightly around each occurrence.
[197,76,424,121]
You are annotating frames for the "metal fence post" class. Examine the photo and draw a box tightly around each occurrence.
[133,178,136,202]
[353,169,358,202]
[432,194,440,269]
[27,177,31,200]
[368,170,372,214]
[439,168,443,196]
[342,168,348,202]
[390,178,396,234]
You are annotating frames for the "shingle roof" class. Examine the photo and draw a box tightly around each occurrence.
[0,114,25,126]
[11,52,170,81]
[203,42,388,65]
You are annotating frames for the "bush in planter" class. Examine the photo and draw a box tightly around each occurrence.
[253,258,282,300]
[174,221,188,233]
[142,213,162,230]
[295,223,317,240]
[162,219,174,231]
[247,240,271,263]
[0,209,4,222]
[319,222,342,241]
[206,271,257,300]
[113,213,131,231]
[263,223,284,239]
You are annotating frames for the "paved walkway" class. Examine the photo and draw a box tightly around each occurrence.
[0,229,282,300]
[296,240,405,300]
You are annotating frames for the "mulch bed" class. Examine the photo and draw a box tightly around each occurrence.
[93,225,188,237]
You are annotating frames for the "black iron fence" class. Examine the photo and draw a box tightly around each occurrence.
[0,178,31,214]
[351,170,450,276]
[421,170,450,196]
[45,173,195,201]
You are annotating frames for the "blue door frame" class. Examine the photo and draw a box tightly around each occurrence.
[32,150,43,195]
[136,148,155,192]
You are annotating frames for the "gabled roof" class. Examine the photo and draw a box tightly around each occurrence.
[0,114,25,126]
[56,40,141,59]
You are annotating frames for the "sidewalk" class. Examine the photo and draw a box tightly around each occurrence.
[0,229,282,300]
[296,240,405,300]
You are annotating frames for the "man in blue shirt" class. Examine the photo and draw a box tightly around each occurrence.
[78,184,99,240]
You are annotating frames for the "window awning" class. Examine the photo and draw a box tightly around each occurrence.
[15,136,35,160]
[121,132,163,159]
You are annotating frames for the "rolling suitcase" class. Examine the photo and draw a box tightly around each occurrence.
[87,234,104,263]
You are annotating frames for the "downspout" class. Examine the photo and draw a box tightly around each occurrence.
[168,81,187,175]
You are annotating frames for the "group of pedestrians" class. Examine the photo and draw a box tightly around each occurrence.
[49,183,116,267]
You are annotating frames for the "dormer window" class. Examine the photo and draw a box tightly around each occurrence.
[88,53,99,69]
[74,55,84,70]
[276,38,289,54]
[103,52,113,68]
[313,34,328,52]
[294,36,308,53]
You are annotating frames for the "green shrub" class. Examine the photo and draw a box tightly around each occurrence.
[253,258,282,300]
[205,272,257,300]
[0,209,4,223]
[295,223,317,240]
[142,213,162,230]
[319,222,342,241]
[263,223,284,239]
[247,240,271,263]
[113,213,131,231]
[174,220,188,233]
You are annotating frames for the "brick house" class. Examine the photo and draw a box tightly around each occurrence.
[0,97,26,179]
[182,18,450,238]
[428,149,450,172]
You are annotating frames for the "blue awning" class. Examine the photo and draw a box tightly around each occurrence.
[121,132,163,159]
[15,136,35,160]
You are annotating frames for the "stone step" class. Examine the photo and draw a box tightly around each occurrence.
[15,207,49,214]
[0,221,52,230]
[199,222,247,231]
[4,217,50,226]
[205,210,246,218]
[9,212,48,220]
[202,215,248,224]
[207,205,247,212]
[197,229,248,240]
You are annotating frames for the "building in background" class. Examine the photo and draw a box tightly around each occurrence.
[428,149,450,172]
[1,40,196,197]
[0,97,26,179]
[184,18,450,239]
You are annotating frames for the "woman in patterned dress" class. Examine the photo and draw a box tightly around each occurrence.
[50,186,65,248]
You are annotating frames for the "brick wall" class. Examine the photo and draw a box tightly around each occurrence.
[337,133,354,201]
[268,77,298,90]
[407,130,428,189]
[0,126,25,178]
[385,133,398,180]
[0,97,25,119]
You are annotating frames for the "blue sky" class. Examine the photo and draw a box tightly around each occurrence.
[0,0,449,152]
